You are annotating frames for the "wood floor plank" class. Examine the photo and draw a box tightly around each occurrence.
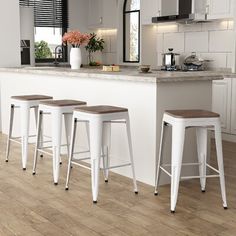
[0,134,236,235]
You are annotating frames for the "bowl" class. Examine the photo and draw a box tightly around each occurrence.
[139,65,150,73]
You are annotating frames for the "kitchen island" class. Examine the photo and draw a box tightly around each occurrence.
[0,67,226,186]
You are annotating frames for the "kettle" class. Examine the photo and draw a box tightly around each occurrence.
[162,48,180,71]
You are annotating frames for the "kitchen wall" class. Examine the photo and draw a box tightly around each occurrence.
[142,20,235,70]
[0,0,21,67]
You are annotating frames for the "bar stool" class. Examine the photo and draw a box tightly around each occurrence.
[6,94,53,169]
[32,99,87,185]
[154,109,227,213]
[65,105,138,203]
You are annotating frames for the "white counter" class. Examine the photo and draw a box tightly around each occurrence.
[0,67,223,186]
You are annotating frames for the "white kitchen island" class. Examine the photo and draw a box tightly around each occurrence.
[0,67,224,186]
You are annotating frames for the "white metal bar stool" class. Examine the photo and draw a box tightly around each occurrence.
[154,109,227,213]
[65,105,138,203]
[6,94,53,170]
[32,99,87,185]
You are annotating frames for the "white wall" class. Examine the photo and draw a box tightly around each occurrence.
[0,0,21,67]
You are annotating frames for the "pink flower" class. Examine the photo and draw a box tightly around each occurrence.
[62,30,91,48]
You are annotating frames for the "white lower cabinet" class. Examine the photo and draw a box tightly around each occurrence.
[212,78,231,133]
[212,77,236,135]
[230,79,236,134]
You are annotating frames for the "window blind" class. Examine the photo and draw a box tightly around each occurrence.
[19,0,68,28]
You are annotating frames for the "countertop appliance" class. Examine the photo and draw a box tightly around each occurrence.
[152,0,207,24]
[182,52,208,71]
[161,48,180,71]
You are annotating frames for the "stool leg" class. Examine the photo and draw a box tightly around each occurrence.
[20,103,30,170]
[65,117,77,190]
[102,122,111,182]
[32,110,43,175]
[214,120,227,209]
[125,115,138,194]
[64,113,73,162]
[89,118,102,203]
[196,127,207,192]
[6,104,15,162]
[170,123,185,213]
[51,110,62,185]
[154,120,166,195]
[34,106,43,157]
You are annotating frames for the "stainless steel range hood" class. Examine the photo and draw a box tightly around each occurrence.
[152,0,208,24]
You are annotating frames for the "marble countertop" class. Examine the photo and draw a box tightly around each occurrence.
[0,66,234,83]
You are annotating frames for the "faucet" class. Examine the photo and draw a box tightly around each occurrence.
[54,45,63,65]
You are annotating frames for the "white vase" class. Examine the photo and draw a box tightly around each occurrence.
[70,47,82,69]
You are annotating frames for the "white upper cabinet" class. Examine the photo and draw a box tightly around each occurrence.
[160,0,178,16]
[88,0,117,29]
[195,0,234,20]
[141,0,159,24]
[207,0,234,20]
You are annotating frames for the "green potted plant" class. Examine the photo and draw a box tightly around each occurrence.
[85,33,105,66]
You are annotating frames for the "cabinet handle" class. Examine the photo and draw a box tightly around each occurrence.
[100,17,103,24]
[158,10,161,16]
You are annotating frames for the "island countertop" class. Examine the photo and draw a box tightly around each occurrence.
[0,66,233,83]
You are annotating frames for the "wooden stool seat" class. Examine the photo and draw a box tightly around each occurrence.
[11,95,53,101]
[40,99,86,107]
[75,105,128,114]
[165,109,220,119]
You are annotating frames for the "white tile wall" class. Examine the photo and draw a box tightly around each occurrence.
[155,20,235,69]
[185,32,208,52]
[99,30,118,64]
[209,30,234,52]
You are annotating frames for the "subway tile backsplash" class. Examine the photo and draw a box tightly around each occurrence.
[155,20,234,69]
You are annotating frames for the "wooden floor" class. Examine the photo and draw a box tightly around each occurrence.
[0,134,236,236]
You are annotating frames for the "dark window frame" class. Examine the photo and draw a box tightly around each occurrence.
[123,0,140,63]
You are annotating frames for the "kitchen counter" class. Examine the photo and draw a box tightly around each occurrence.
[0,66,231,83]
[0,66,225,186]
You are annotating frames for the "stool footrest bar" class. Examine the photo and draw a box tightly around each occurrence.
[71,161,91,170]
[101,163,131,170]
[181,175,220,180]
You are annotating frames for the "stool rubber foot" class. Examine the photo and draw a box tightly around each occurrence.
[32,172,36,175]
[60,162,62,165]
[135,191,138,195]
[224,206,228,210]
[65,187,69,191]
[93,201,97,204]
[171,210,175,214]
[70,166,73,169]
[23,168,26,171]
[154,192,158,196]
[40,154,43,158]
[202,190,206,193]
[54,182,58,186]
[105,179,108,183]
[5,160,8,163]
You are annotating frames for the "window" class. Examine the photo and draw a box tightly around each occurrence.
[19,0,68,62]
[123,0,140,63]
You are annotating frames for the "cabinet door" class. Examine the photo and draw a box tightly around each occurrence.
[160,0,178,16]
[207,0,233,20]
[141,0,159,25]
[102,0,117,28]
[88,0,103,28]
[230,79,236,134]
[212,78,231,133]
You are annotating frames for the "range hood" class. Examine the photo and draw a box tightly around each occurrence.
[152,0,208,24]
